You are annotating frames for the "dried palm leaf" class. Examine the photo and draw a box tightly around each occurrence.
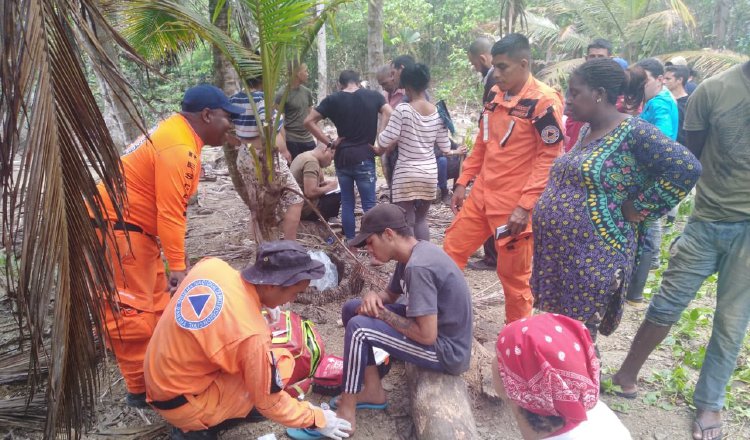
[0,395,47,430]
[88,422,168,439]
[0,346,49,384]
[659,50,749,79]
[1,0,146,438]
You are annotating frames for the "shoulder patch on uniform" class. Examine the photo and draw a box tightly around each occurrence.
[509,99,538,119]
[175,279,224,330]
[533,106,563,145]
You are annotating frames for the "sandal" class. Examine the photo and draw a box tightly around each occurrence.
[286,428,323,440]
[329,395,388,410]
[693,418,723,440]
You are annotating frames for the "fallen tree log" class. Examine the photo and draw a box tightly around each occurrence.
[463,338,499,400]
[405,363,478,440]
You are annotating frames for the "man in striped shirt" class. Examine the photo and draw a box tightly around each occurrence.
[229,75,303,240]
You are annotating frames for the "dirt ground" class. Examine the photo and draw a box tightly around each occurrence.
[1,145,749,439]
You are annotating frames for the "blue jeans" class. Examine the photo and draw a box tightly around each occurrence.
[626,220,663,302]
[336,160,377,239]
[646,219,750,411]
[341,299,446,394]
[437,156,448,191]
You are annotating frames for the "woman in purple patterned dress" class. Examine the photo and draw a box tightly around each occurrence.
[531,59,701,339]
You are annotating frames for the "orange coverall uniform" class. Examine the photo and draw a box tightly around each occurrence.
[443,75,564,323]
[143,258,326,432]
[94,114,203,394]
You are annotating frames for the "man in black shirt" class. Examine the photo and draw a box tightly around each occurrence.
[304,70,393,240]
[465,36,501,271]
[664,65,690,146]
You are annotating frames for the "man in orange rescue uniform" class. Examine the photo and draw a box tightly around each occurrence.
[91,85,243,408]
[144,241,351,440]
[444,33,564,323]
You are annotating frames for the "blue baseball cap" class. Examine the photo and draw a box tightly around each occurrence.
[612,57,629,70]
[181,84,245,116]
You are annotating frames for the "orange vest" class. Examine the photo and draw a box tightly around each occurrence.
[95,114,203,271]
[457,75,564,216]
[144,258,323,427]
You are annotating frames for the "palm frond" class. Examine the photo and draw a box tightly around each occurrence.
[525,12,562,45]
[664,0,696,28]
[126,0,262,79]
[119,3,199,62]
[536,57,585,87]
[1,0,144,437]
[525,12,588,59]
[659,50,749,78]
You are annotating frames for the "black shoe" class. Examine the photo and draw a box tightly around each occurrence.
[466,259,496,271]
[125,392,147,409]
[169,426,217,440]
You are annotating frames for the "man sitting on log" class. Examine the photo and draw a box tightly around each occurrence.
[327,204,474,434]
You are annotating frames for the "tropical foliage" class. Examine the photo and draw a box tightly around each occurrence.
[123,0,349,241]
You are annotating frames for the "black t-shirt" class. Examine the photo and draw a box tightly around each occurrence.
[676,95,688,146]
[315,89,386,167]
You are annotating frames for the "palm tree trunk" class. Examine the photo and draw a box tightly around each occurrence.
[712,0,731,48]
[366,0,384,90]
[209,0,250,206]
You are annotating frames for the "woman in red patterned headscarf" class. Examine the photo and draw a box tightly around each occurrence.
[493,313,631,439]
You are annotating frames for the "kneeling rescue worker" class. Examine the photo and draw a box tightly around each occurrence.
[144,241,351,440]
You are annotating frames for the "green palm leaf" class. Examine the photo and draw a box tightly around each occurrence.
[119,3,198,62]
[536,57,585,87]
[126,0,263,79]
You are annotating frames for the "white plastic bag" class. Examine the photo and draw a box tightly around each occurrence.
[308,250,338,291]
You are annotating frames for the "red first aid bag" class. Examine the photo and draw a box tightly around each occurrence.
[312,349,391,395]
[264,310,325,397]
[312,355,344,395]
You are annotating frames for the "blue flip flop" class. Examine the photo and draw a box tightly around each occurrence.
[329,395,388,410]
[286,428,323,439]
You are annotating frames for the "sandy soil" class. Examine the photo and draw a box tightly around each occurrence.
[1,145,749,440]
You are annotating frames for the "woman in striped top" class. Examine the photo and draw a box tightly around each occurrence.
[376,63,451,241]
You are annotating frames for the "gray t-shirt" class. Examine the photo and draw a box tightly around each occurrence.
[387,241,473,374]
[684,64,750,222]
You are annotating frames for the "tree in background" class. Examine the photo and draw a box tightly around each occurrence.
[367,0,385,88]
[523,0,748,86]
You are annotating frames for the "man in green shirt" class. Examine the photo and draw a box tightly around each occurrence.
[277,62,317,161]
[290,143,340,221]
[612,61,750,440]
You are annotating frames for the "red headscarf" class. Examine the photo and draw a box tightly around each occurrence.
[496,313,600,434]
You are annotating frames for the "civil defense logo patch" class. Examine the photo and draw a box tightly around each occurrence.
[175,279,224,330]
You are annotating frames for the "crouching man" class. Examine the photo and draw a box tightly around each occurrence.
[325,204,473,434]
[144,241,350,440]
[290,142,341,221]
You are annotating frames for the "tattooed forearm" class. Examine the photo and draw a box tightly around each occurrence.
[378,308,415,333]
